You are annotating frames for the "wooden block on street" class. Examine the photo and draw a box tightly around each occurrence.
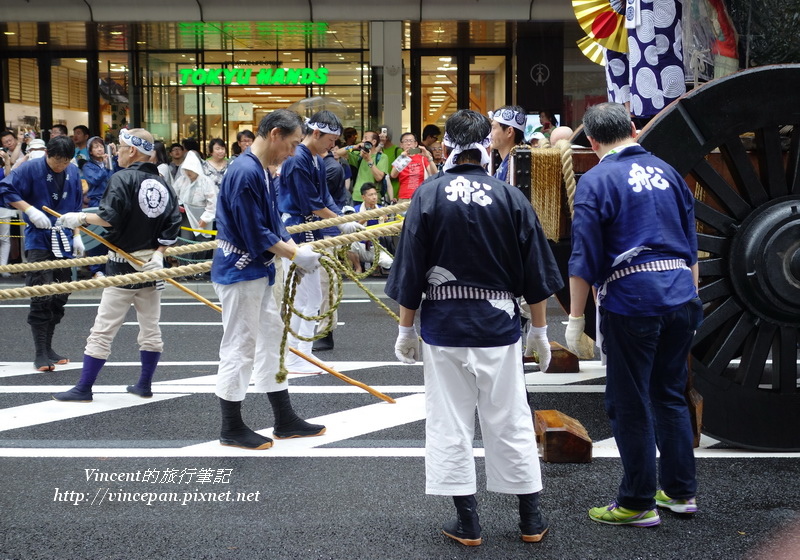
[544,341,580,373]
[521,341,580,373]
[533,409,592,463]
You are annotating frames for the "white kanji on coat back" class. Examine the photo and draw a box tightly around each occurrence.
[628,163,670,193]
[444,176,494,206]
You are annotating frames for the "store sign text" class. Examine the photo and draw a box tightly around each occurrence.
[179,68,329,86]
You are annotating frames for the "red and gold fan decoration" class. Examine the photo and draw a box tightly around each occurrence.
[577,35,607,66]
[572,0,628,54]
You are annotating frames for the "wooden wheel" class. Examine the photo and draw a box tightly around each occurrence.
[638,64,800,450]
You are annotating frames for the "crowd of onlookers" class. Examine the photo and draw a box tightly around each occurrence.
[1,115,567,278]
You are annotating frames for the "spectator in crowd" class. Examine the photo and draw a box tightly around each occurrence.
[231,130,255,159]
[342,127,358,148]
[182,137,202,158]
[340,131,391,204]
[1,130,24,166]
[50,124,68,138]
[167,143,186,185]
[0,150,16,277]
[173,150,217,240]
[534,110,558,139]
[10,138,47,171]
[202,138,229,189]
[430,140,444,171]
[390,132,437,201]
[346,183,394,274]
[421,124,441,150]
[81,136,117,279]
[73,125,91,164]
[378,125,402,199]
[151,141,170,180]
[0,136,84,371]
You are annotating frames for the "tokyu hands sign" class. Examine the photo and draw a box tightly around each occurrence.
[179,67,329,86]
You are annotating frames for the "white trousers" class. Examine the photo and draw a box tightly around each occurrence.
[214,278,288,401]
[423,341,542,496]
[85,286,163,360]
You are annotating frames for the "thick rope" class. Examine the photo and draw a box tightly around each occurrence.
[0,262,211,301]
[555,139,577,218]
[0,256,109,273]
[0,241,220,274]
[284,201,410,233]
[0,205,407,274]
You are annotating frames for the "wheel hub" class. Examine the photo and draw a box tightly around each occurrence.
[729,196,800,327]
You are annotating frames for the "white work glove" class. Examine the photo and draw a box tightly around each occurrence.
[71,234,85,257]
[292,244,320,274]
[24,206,51,229]
[565,315,595,359]
[56,212,86,230]
[141,251,164,272]
[395,325,420,364]
[337,220,366,234]
[525,325,551,372]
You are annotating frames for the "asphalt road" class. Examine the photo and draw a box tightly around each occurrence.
[1,275,798,560]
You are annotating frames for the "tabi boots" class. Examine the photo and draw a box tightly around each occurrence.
[442,495,482,546]
[268,389,326,439]
[218,398,273,450]
[126,350,160,398]
[519,492,549,542]
[52,355,106,402]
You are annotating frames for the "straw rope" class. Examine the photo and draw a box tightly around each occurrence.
[530,148,565,242]
[0,261,211,301]
[555,139,577,218]
[0,205,405,273]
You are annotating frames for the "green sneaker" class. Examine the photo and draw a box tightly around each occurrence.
[655,490,697,514]
[588,502,661,527]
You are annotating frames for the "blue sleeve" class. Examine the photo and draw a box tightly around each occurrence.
[385,199,429,310]
[234,176,283,258]
[568,175,605,285]
[0,164,28,206]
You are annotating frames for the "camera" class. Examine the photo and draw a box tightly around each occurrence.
[362,141,373,152]
[407,147,421,155]
[0,147,8,153]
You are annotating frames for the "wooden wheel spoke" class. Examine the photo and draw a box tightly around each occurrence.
[706,311,757,377]
[697,232,730,254]
[694,199,736,234]
[788,129,800,196]
[698,257,725,277]
[738,322,777,389]
[692,159,751,220]
[755,126,790,198]
[773,327,799,393]
[720,136,770,207]
[693,296,741,347]
[698,277,731,303]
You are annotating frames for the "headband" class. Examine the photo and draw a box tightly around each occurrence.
[442,133,492,171]
[119,128,154,156]
[306,119,342,136]
[488,108,527,132]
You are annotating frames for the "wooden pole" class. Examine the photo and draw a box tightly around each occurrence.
[43,207,222,312]
[288,348,396,404]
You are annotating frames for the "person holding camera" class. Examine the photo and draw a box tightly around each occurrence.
[389,132,437,202]
[339,131,391,204]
